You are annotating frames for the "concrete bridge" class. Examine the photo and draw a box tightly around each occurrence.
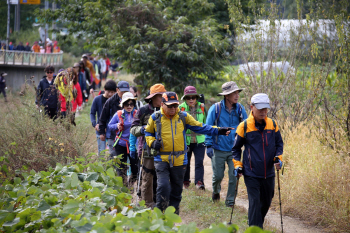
[0,50,64,90]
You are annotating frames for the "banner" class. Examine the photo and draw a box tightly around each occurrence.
[20,0,41,4]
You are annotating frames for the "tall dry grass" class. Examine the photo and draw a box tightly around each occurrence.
[279,121,350,232]
[0,89,94,182]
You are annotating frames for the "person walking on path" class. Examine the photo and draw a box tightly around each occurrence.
[99,81,130,161]
[205,81,248,207]
[58,67,83,125]
[82,54,99,88]
[0,72,8,102]
[145,91,232,214]
[36,66,59,119]
[179,86,207,190]
[108,92,138,188]
[232,93,283,229]
[131,84,166,208]
[90,80,117,156]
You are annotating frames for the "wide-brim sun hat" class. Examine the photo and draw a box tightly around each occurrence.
[181,86,200,100]
[217,81,244,96]
[145,84,166,100]
[120,92,136,107]
[251,93,271,109]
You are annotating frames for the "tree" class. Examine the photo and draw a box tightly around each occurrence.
[37,0,233,92]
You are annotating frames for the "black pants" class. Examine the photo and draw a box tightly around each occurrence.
[155,161,186,213]
[114,144,138,185]
[44,107,57,120]
[0,87,6,98]
[184,143,206,184]
[244,175,275,228]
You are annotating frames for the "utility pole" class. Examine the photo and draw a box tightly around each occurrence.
[15,2,20,31]
[52,2,56,40]
[6,0,10,49]
[45,0,49,53]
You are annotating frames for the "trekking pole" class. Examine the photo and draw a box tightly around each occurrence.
[136,146,144,200]
[277,169,284,233]
[228,167,242,225]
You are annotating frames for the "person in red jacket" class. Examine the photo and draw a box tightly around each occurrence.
[59,67,83,125]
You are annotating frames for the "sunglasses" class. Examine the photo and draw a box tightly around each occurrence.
[165,104,179,108]
[186,96,197,100]
[46,72,53,74]
[124,103,134,107]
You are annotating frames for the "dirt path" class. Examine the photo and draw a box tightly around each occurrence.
[187,155,325,233]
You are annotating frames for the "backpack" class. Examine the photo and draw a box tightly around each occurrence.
[243,119,276,138]
[214,102,244,126]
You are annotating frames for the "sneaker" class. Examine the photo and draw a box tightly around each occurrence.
[212,192,220,202]
[195,181,205,190]
[183,181,190,189]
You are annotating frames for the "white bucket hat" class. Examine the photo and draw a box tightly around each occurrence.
[251,93,271,109]
[119,92,136,107]
[217,81,244,96]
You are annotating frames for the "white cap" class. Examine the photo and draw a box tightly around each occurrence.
[251,93,270,109]
[119,92,136,107]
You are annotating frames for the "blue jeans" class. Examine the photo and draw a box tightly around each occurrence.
[96,135,106,156]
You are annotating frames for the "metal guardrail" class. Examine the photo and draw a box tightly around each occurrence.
[0,50,63,67]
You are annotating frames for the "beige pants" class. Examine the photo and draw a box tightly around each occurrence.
[141,157,156,207]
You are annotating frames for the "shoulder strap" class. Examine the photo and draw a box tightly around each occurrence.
[272,119,276,130]
[238,103,243,123]
[200,103,205,115]
[178,111,186,130]
[117,110,124,124]
[154,111,164,149]
[244,120,248,138]
[214,102,221,126]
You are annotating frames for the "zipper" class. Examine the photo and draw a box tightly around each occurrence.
[266,133,268,146]
[261,132,266,179]
[170,118,175,164]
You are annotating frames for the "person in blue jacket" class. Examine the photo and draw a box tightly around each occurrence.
[205,81,248,207]
[90,80,117,156]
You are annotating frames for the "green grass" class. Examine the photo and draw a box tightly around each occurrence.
[179,185,277,232]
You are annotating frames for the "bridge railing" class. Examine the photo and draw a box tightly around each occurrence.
[0,50,63,67]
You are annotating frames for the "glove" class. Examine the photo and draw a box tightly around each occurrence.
[274,156,283,170]
[218,127,233,135]
[234,167,243,177]
[206,146,214,159]
[151,139,162,150]
[130,151,137,160]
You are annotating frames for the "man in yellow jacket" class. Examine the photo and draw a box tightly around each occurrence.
[145,91,232,214]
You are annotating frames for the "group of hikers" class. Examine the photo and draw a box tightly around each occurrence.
[1,40,61,53]
[35,55,284,229]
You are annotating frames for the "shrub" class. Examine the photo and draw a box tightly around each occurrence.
[0,158,269,233]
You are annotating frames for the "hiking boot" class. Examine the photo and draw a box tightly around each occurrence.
[212,192,220,202]
[183,181,190,189]
[195,181,205,190]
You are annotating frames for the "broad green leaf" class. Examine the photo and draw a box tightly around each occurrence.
[62,200,80,215]
[106,168,115,178]
[13,177,21,185]
[2,217,20,227]
[245,226,268,233]
[101,193,115,207]
[30,211,41,221]
[37,201,51,211]
[75,223,93,233]
[86,172,99,182]
[0,210,10,224]
[70,173,79,188]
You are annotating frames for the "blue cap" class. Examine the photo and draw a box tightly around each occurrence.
[117,81,130,92]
